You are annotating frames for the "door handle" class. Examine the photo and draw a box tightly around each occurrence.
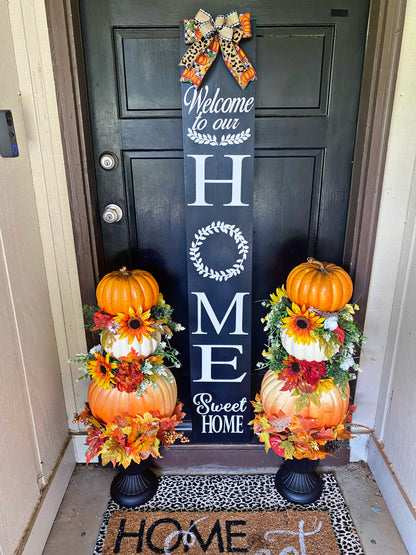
[102,204,123,223]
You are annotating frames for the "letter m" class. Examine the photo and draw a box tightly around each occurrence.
[192,292,249,335]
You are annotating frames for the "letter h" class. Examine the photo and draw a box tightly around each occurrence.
[187,154,250,206]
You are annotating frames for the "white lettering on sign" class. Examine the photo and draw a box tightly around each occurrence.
[184,86,255,147]
[193,393,247,415]
[192,292,249,335]
[201,414,244,434]
[187,154,250,206]
[183,85,255,116]
[193,393,247,435]
[192,344,246,383]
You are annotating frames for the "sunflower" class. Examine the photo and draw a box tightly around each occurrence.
[87,352,117,389]
[114,307,155,345]
[281,303,324,345]
[270,285,288,305]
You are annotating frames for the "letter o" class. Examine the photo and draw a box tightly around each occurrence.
[146,518,182,553]
[212,118,223,130]
[212,415,223,433]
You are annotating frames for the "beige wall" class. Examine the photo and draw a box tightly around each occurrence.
[0,1,75,553]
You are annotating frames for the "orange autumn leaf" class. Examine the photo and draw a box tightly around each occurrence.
[290,415,320,437]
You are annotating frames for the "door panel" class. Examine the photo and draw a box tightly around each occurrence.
[79,0,369,430]
[255,27,333,115]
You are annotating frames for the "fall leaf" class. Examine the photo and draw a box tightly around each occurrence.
[290,415,319,437]
[268,414,292,433]
[85,428,104,465]
[313,427,336,442]
[250,394,264,413]
[270,436,285,457]
[280,439,295,459]
[100,437,131,468]
[91,308,114,331]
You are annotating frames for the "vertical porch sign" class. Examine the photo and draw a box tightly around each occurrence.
[180,12,256,442]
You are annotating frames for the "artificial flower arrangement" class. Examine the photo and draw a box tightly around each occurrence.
[73,267,188,468]
[250,258,365,461]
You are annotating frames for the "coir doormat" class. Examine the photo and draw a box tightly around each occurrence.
[94,473,363,555]
[103,509,338,554]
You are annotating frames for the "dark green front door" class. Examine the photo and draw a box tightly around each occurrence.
[79,0,369,429]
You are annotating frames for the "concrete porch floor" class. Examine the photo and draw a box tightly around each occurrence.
[42,461,408,554]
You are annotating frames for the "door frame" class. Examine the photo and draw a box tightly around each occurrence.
[45,0,406,465]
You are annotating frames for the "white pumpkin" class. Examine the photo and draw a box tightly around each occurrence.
[101,329,161,359]
[280,328,336,362]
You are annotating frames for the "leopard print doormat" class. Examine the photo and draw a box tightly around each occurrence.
[94,473,363,555]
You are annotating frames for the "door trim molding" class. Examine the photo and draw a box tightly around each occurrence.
[344,0,407,323]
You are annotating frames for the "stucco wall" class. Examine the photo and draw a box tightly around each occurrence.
[0,1,73,553]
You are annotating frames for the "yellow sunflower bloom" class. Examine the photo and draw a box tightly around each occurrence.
[315,378,335,395]
[114,307,155,345]
[87,352,117,389]
[270,285,288,305]
[282,303,325,345]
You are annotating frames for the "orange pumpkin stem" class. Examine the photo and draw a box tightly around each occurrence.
[119,266,130,275]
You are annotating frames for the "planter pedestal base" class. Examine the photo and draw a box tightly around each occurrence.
[110,459,158,508]
[275,458,323,505]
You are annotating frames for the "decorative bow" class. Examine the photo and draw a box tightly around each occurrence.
[179,9,256,90]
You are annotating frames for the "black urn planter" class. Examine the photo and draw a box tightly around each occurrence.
[110,458,159,508]
[275,457,323,505]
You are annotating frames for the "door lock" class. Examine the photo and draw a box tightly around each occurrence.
[102,204,123,223]
[99,151,118,170]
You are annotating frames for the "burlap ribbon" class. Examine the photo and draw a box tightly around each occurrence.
[179,9,256,90]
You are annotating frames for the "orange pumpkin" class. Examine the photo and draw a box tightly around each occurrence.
[286,258,353,313]
[260,369,349,429]
[239,13,252,36]
[195,52,210,67]
[88,369,177,424]
[96,267,159,315]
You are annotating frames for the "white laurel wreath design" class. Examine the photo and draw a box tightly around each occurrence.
[187,128,251,147]
[189,221,249,282]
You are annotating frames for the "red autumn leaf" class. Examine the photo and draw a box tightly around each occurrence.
[313,427,336,441]
[85,428,104,465]
[91,308,114,331]
[334,326,345,344]
[269,436,285,457]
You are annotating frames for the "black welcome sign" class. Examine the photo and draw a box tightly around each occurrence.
[181,19,256,442]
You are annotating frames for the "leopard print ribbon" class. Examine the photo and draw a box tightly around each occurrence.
[179,9,256,90]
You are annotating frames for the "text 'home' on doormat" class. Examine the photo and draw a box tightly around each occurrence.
[102,509,340,554]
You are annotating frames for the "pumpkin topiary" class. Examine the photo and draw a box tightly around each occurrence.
[96,267,159,315]
[88,368,177,424]
[260,369,349,429]
[286,258,353,313]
